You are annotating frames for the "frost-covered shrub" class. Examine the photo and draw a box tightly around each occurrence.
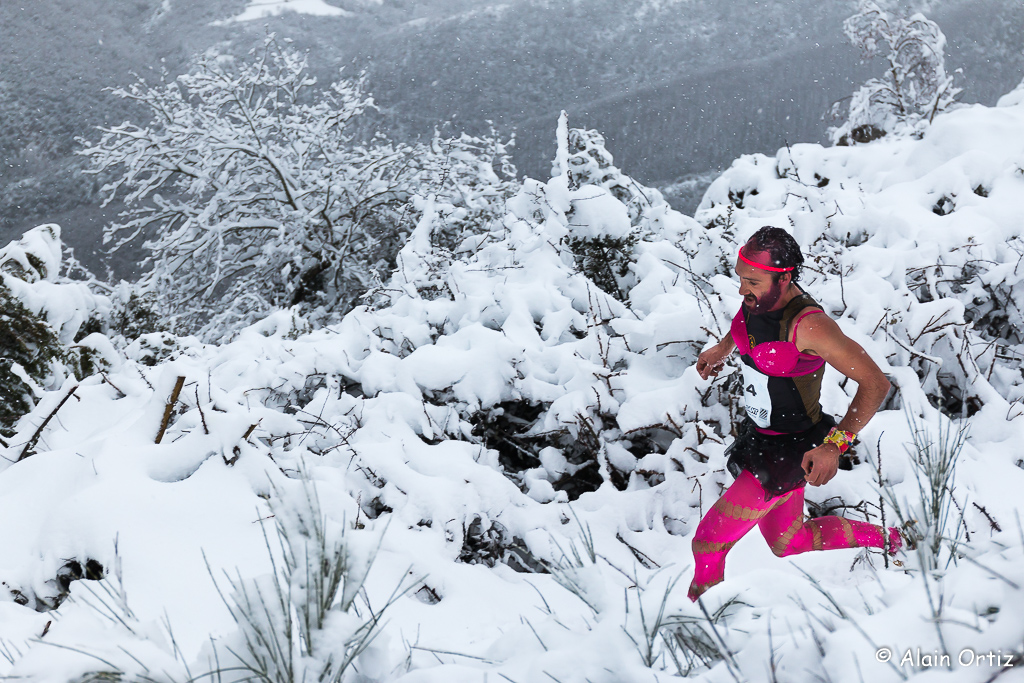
[215,472,394,683]
[121,331,197,368]
[883,414,968,570]
[0,225,112,435]
[562,127,666,226]
[469,400,619,500]
[830,0,960,144]
[81,36,518,342]
[106,285,167,342]
[0,285,62,436]
[349,114,718,502]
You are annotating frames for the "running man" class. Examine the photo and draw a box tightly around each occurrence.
[687,226,899,602]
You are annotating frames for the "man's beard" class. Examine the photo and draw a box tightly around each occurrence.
[744,280,785,314]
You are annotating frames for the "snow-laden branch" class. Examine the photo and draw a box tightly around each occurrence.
[78,36,518,341]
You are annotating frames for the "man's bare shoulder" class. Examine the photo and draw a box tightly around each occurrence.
[792,307,841,356]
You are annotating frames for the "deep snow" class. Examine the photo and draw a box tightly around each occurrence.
[1,93,1024,682]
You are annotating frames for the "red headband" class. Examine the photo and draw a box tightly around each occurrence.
[738,246,794,273]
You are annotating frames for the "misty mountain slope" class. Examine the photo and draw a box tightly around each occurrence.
[355,0,850,128]
[2,0,1022,263]
[356,0,1024,182]
[0,0,241,248]
[510,41,876,183]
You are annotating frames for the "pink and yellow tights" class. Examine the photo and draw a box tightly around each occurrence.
[688,470,898,601]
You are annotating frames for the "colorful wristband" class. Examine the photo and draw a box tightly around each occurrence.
[823,427,856,454]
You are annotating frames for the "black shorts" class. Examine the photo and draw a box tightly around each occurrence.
[725,414,837,500]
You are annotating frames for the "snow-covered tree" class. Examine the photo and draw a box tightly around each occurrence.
[81,36,517,341]
[553,119,678,302]
[830,0,960,144]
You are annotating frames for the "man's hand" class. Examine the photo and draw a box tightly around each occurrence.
[801,443,840,486]
[696,343,731,380]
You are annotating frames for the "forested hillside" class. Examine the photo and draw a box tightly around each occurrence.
[4,0,1023,269]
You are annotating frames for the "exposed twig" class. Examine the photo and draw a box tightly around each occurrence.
[615,533,659,569]
[17,384,80,462]
[134,365,155,391]
[886,329,942,364]
[972,502,1001,532]
[242,422,260,441]
[100,371,126,398]
[195,386,210,435]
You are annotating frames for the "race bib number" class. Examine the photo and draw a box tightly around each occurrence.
[741,363,772,428]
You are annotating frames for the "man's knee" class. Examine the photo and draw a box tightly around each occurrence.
[769,530,802,557]
[765,517,805,557]
[692,537,739,557]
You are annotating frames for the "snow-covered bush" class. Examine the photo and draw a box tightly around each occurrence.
[0,225,111,437]
[0,289,62,437]
[360,113,719,502]
[105,284,168,342]
[830,0,960,144]
[458,513,541,572]
[557,123,673,301]
[884,414,969,570]
[81,36,517,342]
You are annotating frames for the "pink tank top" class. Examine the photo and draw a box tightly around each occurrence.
[730,308,825,377]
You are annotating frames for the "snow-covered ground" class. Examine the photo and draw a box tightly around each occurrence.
[2,90,1024,682]
[213,0,352,25]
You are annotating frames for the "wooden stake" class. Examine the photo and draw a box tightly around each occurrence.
[155,376,186,444]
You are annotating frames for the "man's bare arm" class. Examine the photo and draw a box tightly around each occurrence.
[696,333,737,380]
[795,312,891,485]
[797,313,891,429]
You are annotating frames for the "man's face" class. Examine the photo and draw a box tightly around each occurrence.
[735,257,788,314]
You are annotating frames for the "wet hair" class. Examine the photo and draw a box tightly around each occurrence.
[744,226,804,283]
